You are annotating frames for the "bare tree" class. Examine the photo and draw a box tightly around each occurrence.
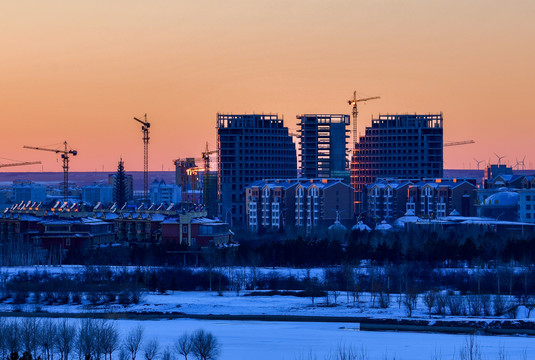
[143,339,159,360]
[0,318,7,360]
[39,319,57,360]
[5,319,20,355]
[191,330,220,360]
[161,346,172,360]
[175,334,193,360]
[423,291,436,315]
[77,318,98,360]
[458,336,481,360]
[124,325,144,360]
[55,319,76,360]
[21,318,40,359]
[403,289,418,317]
[99,321,120,360]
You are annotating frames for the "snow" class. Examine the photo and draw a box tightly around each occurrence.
[7,316,535,360]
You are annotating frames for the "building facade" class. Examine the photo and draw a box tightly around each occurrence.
[351,113,443,212]
[217,114,297,227]
[81,184,114,205]
[519,189,535,223]
[150,179,182,205]
[297,114,350,179]
[246,178,354,233]
[12,181,47,203]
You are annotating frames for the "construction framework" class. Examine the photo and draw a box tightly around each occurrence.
[134,114,150,203]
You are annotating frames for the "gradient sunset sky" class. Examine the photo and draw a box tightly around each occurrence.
[1,1,534,172]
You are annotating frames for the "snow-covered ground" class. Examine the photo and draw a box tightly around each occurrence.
[8,316,535,360]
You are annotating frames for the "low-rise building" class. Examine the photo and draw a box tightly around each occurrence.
[246,178,354,233]
[519,189,535,223]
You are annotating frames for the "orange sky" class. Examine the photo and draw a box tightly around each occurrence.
[1,0,534,172]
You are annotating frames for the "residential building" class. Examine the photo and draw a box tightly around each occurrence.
[217,113,297,227]
[150,179,181,205]
[81,184,113,205]
[297,114,350,179]
[246,178,354,233]
[12,181,47,203]
[519,189,535,223]
[351,113,443,212]
[366,179,412,221]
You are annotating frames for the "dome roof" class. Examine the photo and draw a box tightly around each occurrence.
[375,220,393,231]
[483,190,519,207]
[393,215,420,229]
[328,220,347,232]
[352,221,372,232]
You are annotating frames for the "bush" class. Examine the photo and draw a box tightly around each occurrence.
[446,295,465,316]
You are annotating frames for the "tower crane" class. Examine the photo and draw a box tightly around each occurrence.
[444,140,475,147]
[173,142,218,210]
[348,91,380,147]
[133,114,150,203]
[202,142,218,212]
[0,161,41,169]
[23,141,77,201]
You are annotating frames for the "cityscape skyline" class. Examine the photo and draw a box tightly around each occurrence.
[1,1,534,172]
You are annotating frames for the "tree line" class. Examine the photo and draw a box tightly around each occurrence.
[0,318,220,360]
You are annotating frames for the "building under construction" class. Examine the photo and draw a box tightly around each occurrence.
[218,114,297,227]
[297,114,350,179]
[351,113,443,213]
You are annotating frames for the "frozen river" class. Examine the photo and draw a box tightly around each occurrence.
[111,318,533,360]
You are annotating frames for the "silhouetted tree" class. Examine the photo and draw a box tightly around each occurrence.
[113,158,128,207]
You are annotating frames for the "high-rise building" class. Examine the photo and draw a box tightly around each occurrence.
[217,113,297,227]
[297,114,350,179]
[351,113,443,213]
[150,179,182,205]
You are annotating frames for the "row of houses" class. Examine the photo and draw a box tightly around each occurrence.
[245,178,355,233]
[0,202,232,252]
[366,178,478,222]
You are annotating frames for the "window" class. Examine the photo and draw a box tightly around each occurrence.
[183,225,188,234]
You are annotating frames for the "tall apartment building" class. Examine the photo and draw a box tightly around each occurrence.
[81,184,114,206]
[217,114,297,226]
[297,114,350,178]
[351,114,443,212]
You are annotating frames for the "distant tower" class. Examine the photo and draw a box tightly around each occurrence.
[297,114,350,179]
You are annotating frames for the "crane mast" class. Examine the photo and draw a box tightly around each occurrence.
[23,141,77,202]
[348,91,380,148]
[134,114,150,204]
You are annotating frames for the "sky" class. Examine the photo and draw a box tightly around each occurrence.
[1,0,534,172]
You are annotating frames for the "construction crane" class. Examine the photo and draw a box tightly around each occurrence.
[133,114,150,203]
[202,142,218,213]
[444,140,475,147]
[23,141,77,201]
[0,161,41,169]
[348,91,380,147]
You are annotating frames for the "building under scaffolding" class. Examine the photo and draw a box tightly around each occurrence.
[297,114,350,179]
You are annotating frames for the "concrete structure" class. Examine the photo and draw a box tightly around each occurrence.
[217,114,297,227]
[246,178,354,233]
[366,178,477,222]
[407,179,477,218]
[297,114,350,179]
[366,179,412,222]
[150,179,181,205]
[519,189,535,223]
[81,184,113,205]
[351,113,443,212]
[12,181,47,203]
